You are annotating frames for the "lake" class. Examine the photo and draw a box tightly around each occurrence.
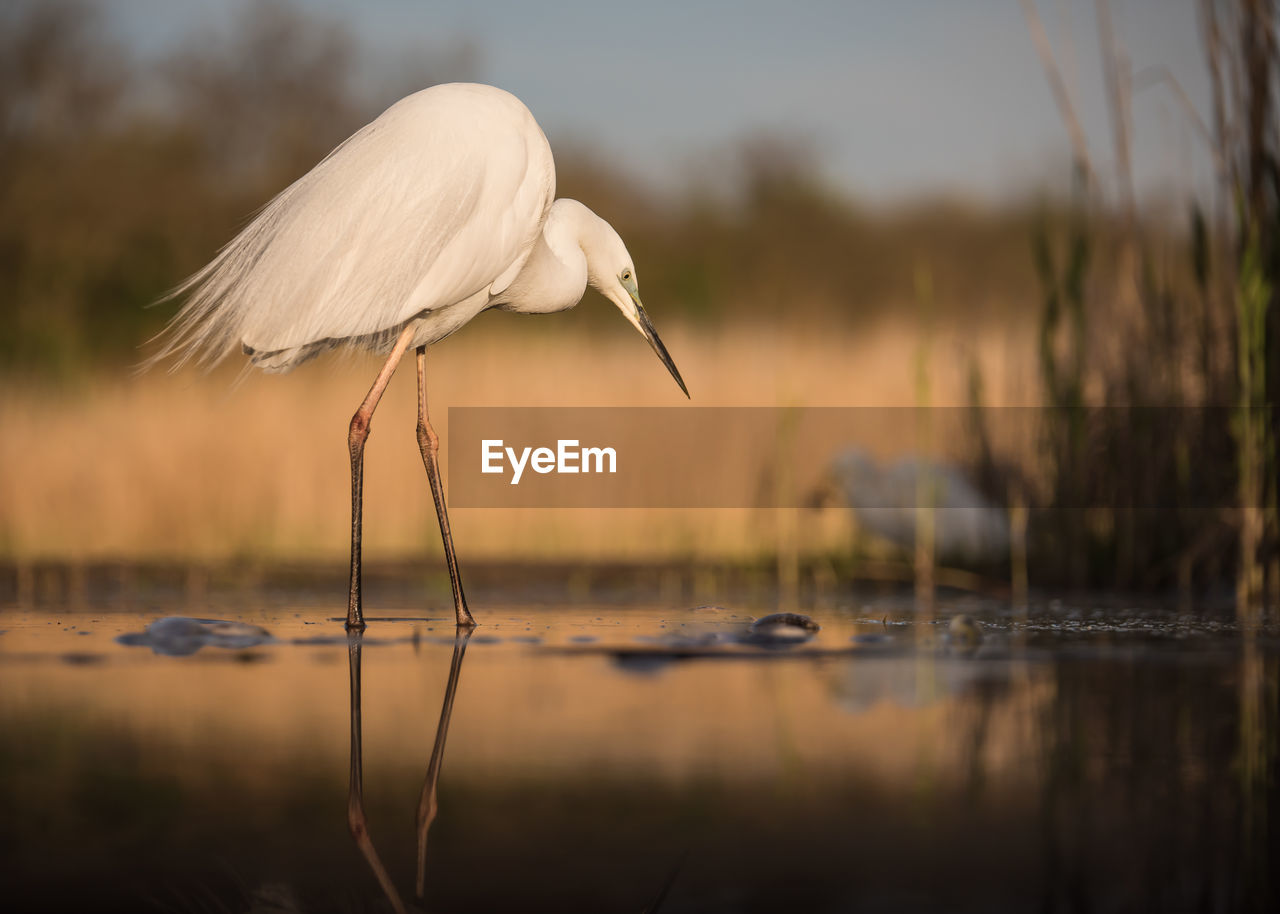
[1,580,1276,912]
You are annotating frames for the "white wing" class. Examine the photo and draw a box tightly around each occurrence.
[154,83,555,368]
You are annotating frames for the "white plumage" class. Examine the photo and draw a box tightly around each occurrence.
[153,83,685,385]
[155,85,543,368]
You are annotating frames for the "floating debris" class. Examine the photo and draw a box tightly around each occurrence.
[116,617,274,656]
[946,614,983,648]
[742,612,821,646]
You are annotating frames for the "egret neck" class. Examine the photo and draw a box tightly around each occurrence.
[495,199,688,397]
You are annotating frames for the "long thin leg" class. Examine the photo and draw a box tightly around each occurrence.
[416,346,476,627]
[346,631,407,914]
[415,624,473,898]
[347,324,418,631]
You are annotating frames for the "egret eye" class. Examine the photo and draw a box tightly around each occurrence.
[621,269,632,282]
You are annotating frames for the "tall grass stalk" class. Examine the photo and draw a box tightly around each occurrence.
[913,262,936,619]
[1235,224,1272,625]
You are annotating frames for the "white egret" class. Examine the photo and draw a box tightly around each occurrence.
[150,83,688,631]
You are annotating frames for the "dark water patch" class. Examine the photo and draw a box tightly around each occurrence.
[59,651,106,665]
[287,634,355,646]
[556,644,887,663]
[851,632,894,645]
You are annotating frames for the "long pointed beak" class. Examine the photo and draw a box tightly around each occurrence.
[618,290,689,398]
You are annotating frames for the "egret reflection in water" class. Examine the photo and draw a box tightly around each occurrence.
[347,626,472,912]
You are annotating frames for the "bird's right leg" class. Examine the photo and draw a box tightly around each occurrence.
[416,346,476,627]
[347,323,418,631]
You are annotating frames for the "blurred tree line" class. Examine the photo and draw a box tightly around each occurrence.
[1,1,380,375]
[1,0,1102,379]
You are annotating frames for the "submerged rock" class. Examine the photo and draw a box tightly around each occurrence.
[117,617,274,656]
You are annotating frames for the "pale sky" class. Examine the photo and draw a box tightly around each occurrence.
[103,0,1217,207]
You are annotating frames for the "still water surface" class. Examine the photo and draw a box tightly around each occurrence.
[1,596,1276,912]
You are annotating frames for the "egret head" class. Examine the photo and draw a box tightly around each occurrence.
[582,214,689,398]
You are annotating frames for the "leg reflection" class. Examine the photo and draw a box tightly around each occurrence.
[346,631,407,914]
[346,626,473,910]
[417,625,473,898]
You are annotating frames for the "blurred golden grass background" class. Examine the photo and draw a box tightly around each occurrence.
[0,318,1038,563]
[0,0,1049,571]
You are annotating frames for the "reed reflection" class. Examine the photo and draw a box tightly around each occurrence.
[1238,628,1275,908]
[347,626,473,912]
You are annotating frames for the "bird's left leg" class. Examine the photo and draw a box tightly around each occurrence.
[415,346,476,627]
